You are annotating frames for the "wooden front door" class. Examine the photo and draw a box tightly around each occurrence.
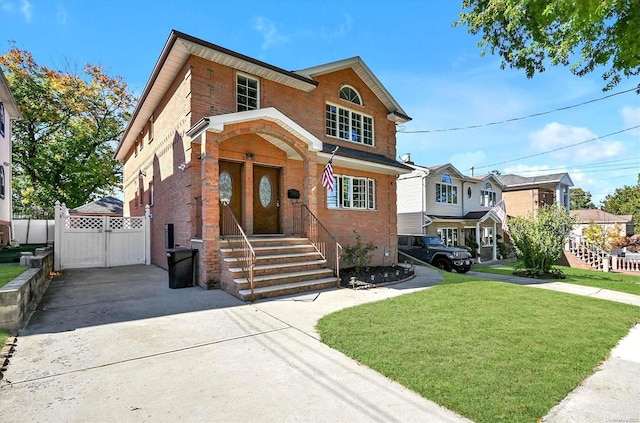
[219,161,243,232]
[253,165,280,234]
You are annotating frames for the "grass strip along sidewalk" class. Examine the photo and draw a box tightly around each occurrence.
[317,272,640,423]
[474,263,640,296]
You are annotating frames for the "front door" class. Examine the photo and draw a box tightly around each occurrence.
[253,165,280,234]
[219,161,243,233]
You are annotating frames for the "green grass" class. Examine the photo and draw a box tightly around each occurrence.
[0,265,28,289]
[473,263,640,295]
[0,330,7,350]
[317,272,640,423]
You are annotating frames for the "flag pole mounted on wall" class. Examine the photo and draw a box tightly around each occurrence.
[312,146,339,191]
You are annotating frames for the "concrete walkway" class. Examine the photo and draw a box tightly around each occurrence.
[0,264,638,422]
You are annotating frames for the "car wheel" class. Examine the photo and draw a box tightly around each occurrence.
[434,258,452,272]
[457,266,470,274]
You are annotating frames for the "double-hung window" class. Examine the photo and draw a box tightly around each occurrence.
[435,173,458,204]
[480,182,497,207]
[327,175,375,210]
[237,74,258,111]
[325,103,374,146]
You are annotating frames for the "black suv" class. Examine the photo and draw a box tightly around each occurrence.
[398,235,473,273]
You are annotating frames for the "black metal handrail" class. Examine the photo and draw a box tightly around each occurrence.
[294,203,342,285]
[221,203,256,299]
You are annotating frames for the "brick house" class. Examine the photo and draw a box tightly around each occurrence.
[114,30,411,299]
[0,69,22,247]
[496,173,573,218]
[396,160,506,261]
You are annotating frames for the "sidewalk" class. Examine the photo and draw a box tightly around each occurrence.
[466,270,640,306]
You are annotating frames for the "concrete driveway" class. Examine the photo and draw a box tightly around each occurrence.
[0,264,469,423]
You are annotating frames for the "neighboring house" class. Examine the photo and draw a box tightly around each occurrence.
[114,30,411,295]
[571,209,634,239]
[496,173,573,217]
[70,196,124,217]
[0,69,22,247]
[396,159,506,261]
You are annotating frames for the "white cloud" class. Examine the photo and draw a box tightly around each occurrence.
[254,16,289,50]
[318,13,353,40]
[528,122,626,162]
[20,0,30,21]
[0,1,13,12]
[621,106,640,135]
[57,5,67,24]
[502,164,553,176]
[449,151,487,175]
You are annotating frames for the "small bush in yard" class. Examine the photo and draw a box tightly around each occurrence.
[342,231,377,273]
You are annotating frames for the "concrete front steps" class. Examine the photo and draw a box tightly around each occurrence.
[221,236,338,301]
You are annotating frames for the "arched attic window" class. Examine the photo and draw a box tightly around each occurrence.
[339,86,362,105]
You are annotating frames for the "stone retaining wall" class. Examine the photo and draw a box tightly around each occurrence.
[0,248,54,331]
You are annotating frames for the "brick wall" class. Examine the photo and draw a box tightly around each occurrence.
[122,53,403,285]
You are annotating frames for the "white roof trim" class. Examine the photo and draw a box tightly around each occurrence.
[295,56,410,122]
[0,70,22,119]
[316,151,411,176]
[189,107,323,159]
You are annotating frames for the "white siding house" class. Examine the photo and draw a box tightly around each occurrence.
[397,160,506,261]
[0,69,22,247]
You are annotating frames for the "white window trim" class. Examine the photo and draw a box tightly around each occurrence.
[236,72,259,112]
[437,227,459,247]
[339,85,363,106]
[325,102,375,146]
[435,181,458,205]
[327,174,376,210]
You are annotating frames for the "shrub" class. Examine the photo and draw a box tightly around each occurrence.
[342,231,377,273]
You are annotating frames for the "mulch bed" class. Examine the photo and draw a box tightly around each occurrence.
[340,265,415,289]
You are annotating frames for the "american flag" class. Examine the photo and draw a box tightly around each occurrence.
[322,159,334,191]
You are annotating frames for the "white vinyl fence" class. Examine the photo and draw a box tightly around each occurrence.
[53,201,150,271]
[12,219,55,244]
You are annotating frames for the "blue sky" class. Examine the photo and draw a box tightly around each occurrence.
[1,0,638,205]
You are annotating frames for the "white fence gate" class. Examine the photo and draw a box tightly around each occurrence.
[53,201,150,270]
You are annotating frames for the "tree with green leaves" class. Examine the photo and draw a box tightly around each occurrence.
[570,188,596,210]
[0,47,135,213]
[456,0,640,90]
[508,205,576,276]
[601,174,640,233]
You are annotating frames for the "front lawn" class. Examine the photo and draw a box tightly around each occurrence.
[474,263,640,295]
[317,272,640,423]
[0,265,28,289]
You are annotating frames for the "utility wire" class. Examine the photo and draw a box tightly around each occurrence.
[514,157,640,174]
[398,85,639,134]
[474,125,640,170]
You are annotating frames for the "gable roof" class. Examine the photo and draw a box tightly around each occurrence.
[295,57,410,123]
[116,30,411,161]
[469,173,505,189]
[571,209,633,224]
[401,162,468,180]
[0,69,22,119]
[70,196,123,215]
[497,173,573,190]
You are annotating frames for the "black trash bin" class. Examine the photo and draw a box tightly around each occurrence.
[167,248,197,289]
